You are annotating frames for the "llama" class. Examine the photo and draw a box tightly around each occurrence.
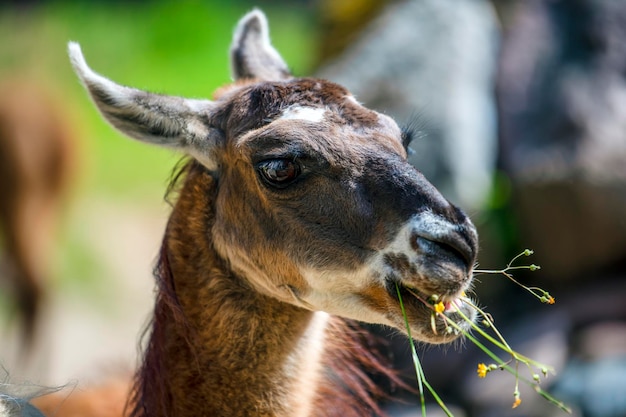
[31,9,478,417]
[0,79,74,348]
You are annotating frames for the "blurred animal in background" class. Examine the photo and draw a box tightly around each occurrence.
[0,79,74,349]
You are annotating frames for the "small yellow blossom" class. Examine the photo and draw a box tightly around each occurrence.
[477,363,488,378]
[434,301,445,314]
[512,397,522,408]
[548,296,555,304]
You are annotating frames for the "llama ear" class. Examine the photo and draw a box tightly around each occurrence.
[68,42,221,172]
[230,9,291,81]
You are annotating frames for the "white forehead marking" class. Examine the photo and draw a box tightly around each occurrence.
[279,105,326,123]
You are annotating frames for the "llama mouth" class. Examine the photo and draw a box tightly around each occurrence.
[386,278,475,343]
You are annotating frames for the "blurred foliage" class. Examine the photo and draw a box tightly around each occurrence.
[0,0,318,197]
[316,0,389,63]
[0,1,318,295]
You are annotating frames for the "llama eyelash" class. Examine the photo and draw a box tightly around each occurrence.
[401,127,416,155]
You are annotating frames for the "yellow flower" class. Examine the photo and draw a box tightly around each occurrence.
[477,363,488,378]
[512,397,522,408]
[548,296,555,305]
[434,301,445,314]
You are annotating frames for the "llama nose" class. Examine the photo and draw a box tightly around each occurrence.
[412,214,477,271]
[414,233,474,271]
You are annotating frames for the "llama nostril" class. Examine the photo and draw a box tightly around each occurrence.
[414,234,474,271]
[411,211,478,271]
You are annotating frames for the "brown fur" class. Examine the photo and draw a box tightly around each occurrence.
[30,11,478,417]
[129,161,400,417]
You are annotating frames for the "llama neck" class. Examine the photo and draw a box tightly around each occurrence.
[133,165,329,417]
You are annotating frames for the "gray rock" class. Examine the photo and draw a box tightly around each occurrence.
[497,0,626,279]
[318,0,499,211]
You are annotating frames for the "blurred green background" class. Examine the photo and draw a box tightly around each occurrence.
[0,0,318,195]
[0,0,318,297]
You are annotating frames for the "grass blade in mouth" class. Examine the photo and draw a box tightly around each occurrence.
[396,282,453,417]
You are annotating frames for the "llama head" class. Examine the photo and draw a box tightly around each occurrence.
[68,9,478,344]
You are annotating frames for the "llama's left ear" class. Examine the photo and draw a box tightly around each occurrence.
[230,9,291,81]
[68,42,222,172]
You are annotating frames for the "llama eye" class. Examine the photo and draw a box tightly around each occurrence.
[257,159,300,187]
